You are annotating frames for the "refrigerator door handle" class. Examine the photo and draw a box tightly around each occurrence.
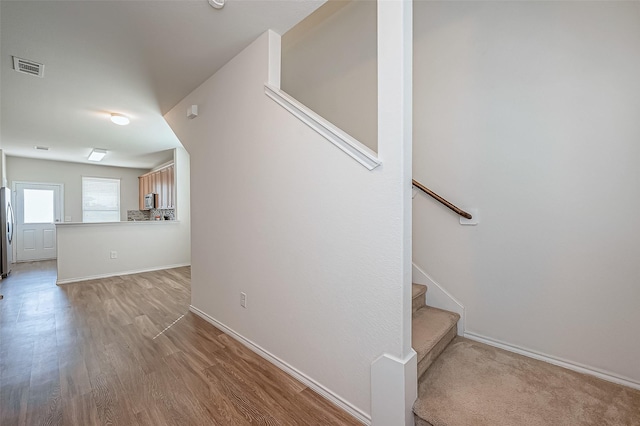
[7,202,14,244]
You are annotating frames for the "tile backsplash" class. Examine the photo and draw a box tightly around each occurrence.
[127,210,149,221]
[127,209,175,221]
[151,209,175,220]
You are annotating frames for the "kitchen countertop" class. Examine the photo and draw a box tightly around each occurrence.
[56,220,180,226]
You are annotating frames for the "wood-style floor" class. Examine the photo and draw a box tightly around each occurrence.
[0,261,361,426]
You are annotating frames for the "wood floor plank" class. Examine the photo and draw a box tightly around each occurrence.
[90,371,137,426]
[0,261,362,426]
[116,323,168,375]
[204,362,285,426]
[0,375,30,426]
[133,407,173,426]
[61,392,99,426]
[0,337,35,382]
[79,330,114,382]
[26,326,63,426]
[135,370,183,426]
[133,314,180,357]
[104,340,162,416]
[162,350,252,425]
[296,386,365,426]
[58,351,92,400]
[217,333,307,394]
[150,365,215,426]
[24,381,63,426]
[104,297,134,327]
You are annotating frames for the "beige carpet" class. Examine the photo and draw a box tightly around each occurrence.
[414,337,640,426]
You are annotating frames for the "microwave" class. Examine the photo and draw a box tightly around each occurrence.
[144,193,157,210]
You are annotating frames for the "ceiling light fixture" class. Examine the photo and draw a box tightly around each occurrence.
[208,0,225,9]
[88,149,107,162]
[110,113,130,126]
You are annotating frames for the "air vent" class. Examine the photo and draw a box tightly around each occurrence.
[13,56,44,78]
[34,146,49,151]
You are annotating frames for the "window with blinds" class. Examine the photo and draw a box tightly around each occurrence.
[82,177,121,222]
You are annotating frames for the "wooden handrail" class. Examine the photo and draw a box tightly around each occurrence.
[412,179,472,220]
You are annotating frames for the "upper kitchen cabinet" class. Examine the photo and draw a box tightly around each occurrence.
[139,163,175,210]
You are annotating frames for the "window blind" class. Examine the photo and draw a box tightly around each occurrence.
[82,177,121,222]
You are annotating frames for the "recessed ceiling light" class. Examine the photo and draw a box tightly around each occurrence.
[110,113,130,126]
[88,148,107,162]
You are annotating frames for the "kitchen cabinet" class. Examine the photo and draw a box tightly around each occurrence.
[139,163,175,210]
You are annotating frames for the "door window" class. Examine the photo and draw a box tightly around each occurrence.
[23,189,55,223]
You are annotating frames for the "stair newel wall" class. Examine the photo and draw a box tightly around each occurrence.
[167,22,413,425]
[370,0,416,425]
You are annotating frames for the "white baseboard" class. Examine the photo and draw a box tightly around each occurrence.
[412,263,464,335]
[189,305,371,425]
[464,331,640,391]
[56,263,191,285]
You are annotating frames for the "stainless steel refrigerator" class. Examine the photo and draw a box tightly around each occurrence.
[1,187,15,278]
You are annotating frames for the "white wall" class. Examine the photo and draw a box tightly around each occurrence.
[56,147,190,282]
[0,149,6,187]
[281,0,377,152]
[165,30,410,420]
[56,221,190,284]
[56,221,189,283]
[413,1,640,386]
[6,156,148,221]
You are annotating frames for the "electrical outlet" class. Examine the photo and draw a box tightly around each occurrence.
[110,250,118,259]
[240,292,247,308]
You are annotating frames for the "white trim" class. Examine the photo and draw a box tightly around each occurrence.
[56,263,191,285]
[412,262,465,335]
[189,305,370,425]
[12,181,65,263]
[264,84,381,171]
[464,331,640,391]
[149,161,175,173]
[371,350,417,426]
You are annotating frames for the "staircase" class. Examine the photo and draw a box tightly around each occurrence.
[411,283,459,425]
[410,283,640,426]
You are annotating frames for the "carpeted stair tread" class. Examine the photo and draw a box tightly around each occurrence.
[414,337,640,426]
[412,306,459,378]
[412,283,427,316]
[412,283,427,299]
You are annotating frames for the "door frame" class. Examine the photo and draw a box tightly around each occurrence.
[12,181,65,262]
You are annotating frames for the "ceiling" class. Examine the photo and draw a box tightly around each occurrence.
[0,0,323,169]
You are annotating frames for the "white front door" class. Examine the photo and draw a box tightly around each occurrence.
[14,182,63,262]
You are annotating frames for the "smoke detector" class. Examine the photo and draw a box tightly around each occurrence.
[13,56,44,78]
[208,0,225,9]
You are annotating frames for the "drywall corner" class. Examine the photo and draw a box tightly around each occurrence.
[267,30,281,88]
[371,350,417,426]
